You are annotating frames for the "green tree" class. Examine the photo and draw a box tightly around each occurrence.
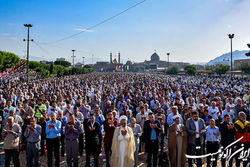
[54,60,71,67]
[215,64,230,76]
[238,63,250,75]
[184,65,197,75]
[0,51,20,70]
[166,66,179,75]
[29,61,41,69]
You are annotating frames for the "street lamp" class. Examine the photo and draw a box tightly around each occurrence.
[228,34,234,79]
[23,24,33,83]
[166,53,170,69]
[71,50,76,67]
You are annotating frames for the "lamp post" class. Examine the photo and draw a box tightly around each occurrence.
[82,57,85,67]
[166,53,170,69]
[23,24,33,83]
[228,34,234,79]
[71,50,76,67]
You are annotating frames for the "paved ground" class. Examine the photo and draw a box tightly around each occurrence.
[11,148,239,167]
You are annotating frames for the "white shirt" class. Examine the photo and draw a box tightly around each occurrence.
[176,124,181,135]
[208,107,219,120]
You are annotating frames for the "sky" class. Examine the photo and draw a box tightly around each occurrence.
[0,0,250,64]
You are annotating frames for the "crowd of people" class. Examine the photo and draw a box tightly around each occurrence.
[0,72,249,167]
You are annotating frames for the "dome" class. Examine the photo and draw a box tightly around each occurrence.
[113,58,118,64]
[151,52,160,62]
[126,60,132,65]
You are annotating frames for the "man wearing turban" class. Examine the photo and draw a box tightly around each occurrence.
[110,115,135,167]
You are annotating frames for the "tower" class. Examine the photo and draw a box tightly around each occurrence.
[118,52,121,64]
[110,52,113,64]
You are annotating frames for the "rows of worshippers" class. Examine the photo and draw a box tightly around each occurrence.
[0,73,249,167]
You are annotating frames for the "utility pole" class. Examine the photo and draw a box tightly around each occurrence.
[82,56,85,67]
[92,54,94,64]
[23,24,33,83]
[167,53,170,69]
[228,34,234,79]
[71,50,76,67]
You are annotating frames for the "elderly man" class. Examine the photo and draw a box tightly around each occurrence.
[128,117,142,167]
[111,115,135,167]
[24,117,42,167]
[168,115,188,167]
[167,106,183,126]
[234,112,250,167]
[2,116,21,167]
[3,108,23,127]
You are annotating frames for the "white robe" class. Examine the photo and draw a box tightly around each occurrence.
[117,127,130,167]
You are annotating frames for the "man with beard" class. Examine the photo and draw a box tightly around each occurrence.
[103,111,117,167]
[111,115,135,167]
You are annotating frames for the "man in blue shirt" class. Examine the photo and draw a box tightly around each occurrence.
[24,117,41,167]
[206,119,221,167]
[45,112,61,167]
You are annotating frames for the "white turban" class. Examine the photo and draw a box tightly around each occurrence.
[119,115,128,123]
[173,115,180,120]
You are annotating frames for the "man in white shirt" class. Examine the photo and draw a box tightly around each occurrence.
[208,102,220,125]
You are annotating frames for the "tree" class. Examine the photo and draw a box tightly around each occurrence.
[54,60,71,67]
[184,65,197,75]
[238,63,250,75]
[215,64,230,76]
[0,51,20,71]
[166,66,179,75]
[29,61,41,69]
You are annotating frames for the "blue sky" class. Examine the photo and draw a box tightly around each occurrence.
[0,0,250,64]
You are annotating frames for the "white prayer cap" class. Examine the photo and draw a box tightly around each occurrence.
[173,115,180,120]
[119,115,128,123]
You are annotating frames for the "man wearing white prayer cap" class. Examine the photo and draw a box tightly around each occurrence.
[169,112,188,167]
[111,115,135,167]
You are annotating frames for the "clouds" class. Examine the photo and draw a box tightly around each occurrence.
[0,33,18,41]
[75,28,95,32]
[0,33,9,36]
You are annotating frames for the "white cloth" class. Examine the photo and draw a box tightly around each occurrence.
[119,115,128,124]
[117,127,130,167]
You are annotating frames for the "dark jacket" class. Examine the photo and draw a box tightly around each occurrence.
[85,121,100,147]
[219,121,235,147]
[143,119,162,143]
[103,119,117,144]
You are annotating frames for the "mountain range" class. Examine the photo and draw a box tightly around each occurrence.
[206,50,249,65]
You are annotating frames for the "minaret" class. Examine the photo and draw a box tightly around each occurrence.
[118,52,121,64]
[110,52,113,64]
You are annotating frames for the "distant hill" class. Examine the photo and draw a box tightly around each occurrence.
[206,50,249,65]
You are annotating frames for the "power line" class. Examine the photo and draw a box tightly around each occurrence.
[39,0,147,44]
[36,41,92,55]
